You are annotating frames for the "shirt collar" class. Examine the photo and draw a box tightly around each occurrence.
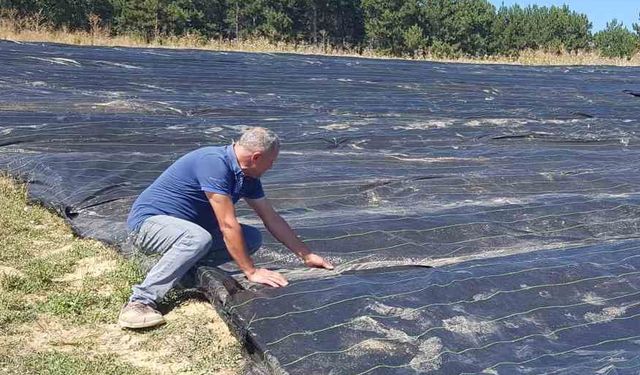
[226,143,244,177]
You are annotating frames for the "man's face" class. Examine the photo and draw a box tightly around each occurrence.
[249,146,278,178]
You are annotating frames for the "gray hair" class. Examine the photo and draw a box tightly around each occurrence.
[237,127,280,152]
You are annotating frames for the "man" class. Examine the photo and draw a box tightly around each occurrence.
[119,127,334,329]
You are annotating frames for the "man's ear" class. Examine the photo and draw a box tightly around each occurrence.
[251,152,262,163]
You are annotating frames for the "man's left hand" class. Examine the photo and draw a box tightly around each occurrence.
[303,253,334,270]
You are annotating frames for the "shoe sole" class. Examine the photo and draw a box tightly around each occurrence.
[118,317,166,329]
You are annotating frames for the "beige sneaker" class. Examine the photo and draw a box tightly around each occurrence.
[118,301,166,329]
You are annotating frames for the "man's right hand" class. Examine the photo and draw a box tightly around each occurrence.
[245,268,289,287]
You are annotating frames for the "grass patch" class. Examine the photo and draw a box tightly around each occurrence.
[41,291,113,323]
[101,256,147,302]
[38,257,144,324]
[0,175,73,268]
[0,175,243,374]
[2,243,98,294]
[0,289,37,329]
[0,351,147,375]
[35,253,150,324]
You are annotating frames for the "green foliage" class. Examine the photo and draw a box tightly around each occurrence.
[491,4,591,55]
[257,1,293,41]
[113,0,160,41]
[594,19,639,59]
[224,0,298,41]
[424,0,496,56]
[43,0,113,29]
[1,1,638,62]
[1,0,41,18]
[403,24,425,56]
[112,0,228,40]
[362,0,414,55]
[360,0,591,58]
[429,39,459,59]
[0,0,113,29]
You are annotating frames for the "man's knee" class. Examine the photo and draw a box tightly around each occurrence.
[182,227,213,255]
[242,225,262,254]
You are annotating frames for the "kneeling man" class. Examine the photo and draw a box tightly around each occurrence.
[119,127,333,329]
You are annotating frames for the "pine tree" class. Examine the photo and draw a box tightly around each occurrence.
[594,19,638,59]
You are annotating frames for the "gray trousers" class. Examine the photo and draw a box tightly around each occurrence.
[128,215,262,306]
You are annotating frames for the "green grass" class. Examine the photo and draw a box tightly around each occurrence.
[0,352,147,375]
[0,289,37,328]
[0,175,243,374]
[3,245,90,293]
[41,290,114,323]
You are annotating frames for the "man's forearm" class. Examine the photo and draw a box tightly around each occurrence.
[265,214,311,259]
[221,224,256,275]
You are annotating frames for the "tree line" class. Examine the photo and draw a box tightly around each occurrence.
[2,0,639,59]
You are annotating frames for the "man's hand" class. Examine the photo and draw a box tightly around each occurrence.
[303,253,334,270]
[245,268,289,287]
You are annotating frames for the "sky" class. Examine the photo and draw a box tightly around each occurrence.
[488,0,639,31]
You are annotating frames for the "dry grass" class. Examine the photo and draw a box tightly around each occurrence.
[0,174,244,375]
[1,12,639,66]
[503,49,640,66]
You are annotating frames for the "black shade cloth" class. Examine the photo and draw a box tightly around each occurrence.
[2,40,640,374]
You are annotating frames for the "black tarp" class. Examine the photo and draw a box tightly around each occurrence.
[1,40,640,374]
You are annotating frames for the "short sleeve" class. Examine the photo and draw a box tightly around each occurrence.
[194,153,233,196]
[243,178,265,200]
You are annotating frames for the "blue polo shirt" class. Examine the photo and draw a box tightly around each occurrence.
[127,145,265,234]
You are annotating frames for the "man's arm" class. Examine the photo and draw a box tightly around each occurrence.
[245,197,333,269]
[206,192,288,287]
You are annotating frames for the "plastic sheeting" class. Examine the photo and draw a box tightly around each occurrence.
[1,40,640,374]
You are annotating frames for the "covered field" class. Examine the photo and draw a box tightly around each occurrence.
[1,40,640,374]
